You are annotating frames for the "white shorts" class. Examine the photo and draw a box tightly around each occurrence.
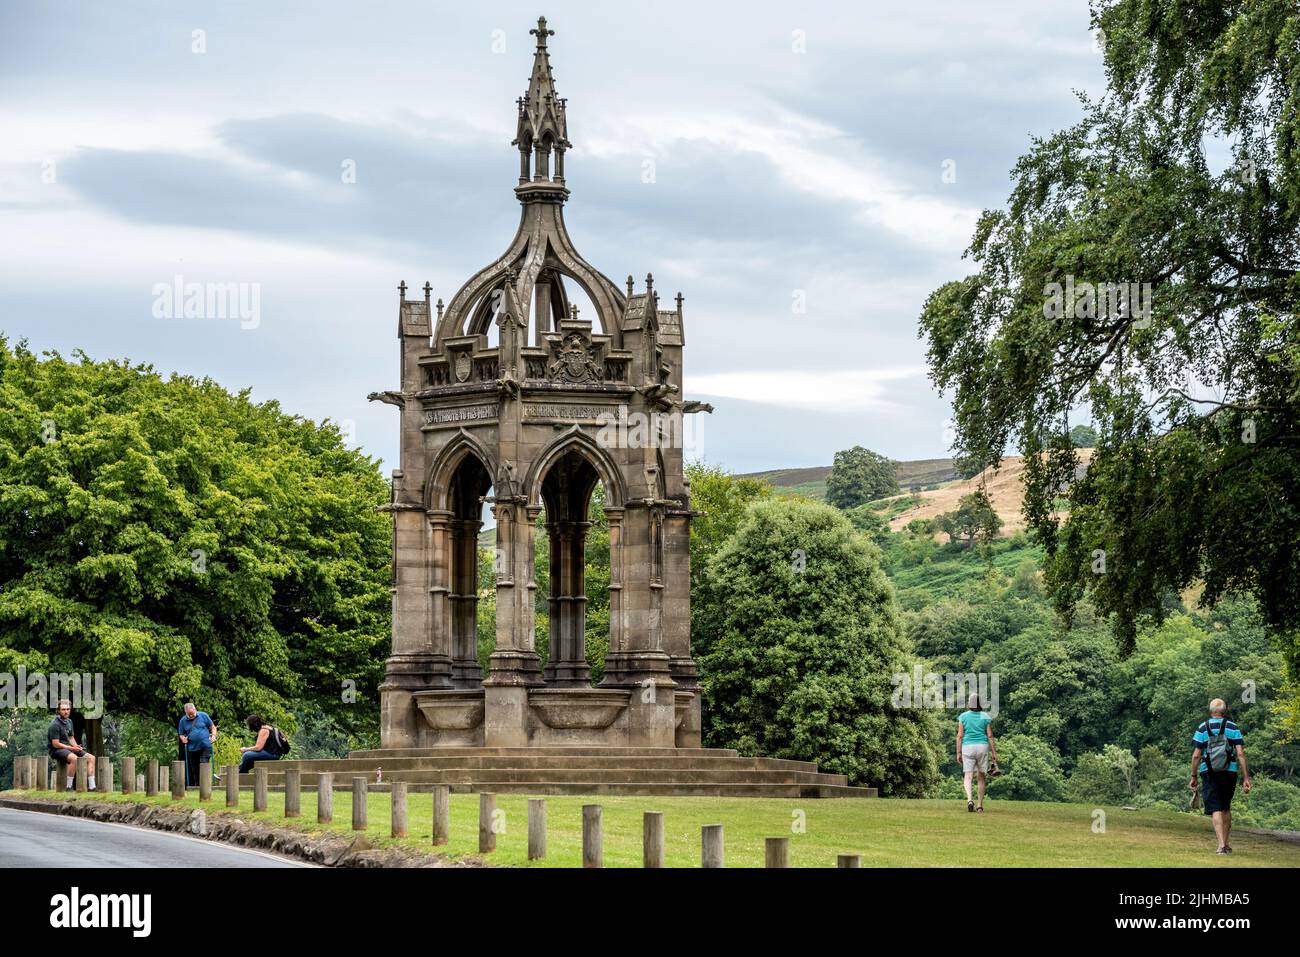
[962,743,990,773]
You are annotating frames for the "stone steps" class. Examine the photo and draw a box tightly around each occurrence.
[347,746,741,759]
[234,780,876,799]
[253,755,823,773]
[238,767,849,788]
[222,747,877,799]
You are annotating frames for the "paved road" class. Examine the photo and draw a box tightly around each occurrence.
[0,808,307,868]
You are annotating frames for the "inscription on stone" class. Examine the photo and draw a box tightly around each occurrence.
[423,404,497,427]
[523,403,619,422]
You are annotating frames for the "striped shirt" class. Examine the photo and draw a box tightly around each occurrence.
[1191,717,1244,773]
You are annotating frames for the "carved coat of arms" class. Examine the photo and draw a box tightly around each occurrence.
[454,352,472,383]
[547,332,603,384]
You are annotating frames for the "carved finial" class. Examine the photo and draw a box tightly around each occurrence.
[675,292,684,314]
[436,298,444,320]
[570,303,579,321]
[530,16,554,48]
[398,280,407,300]
[423,282,432,303]
[645,273,654,294]
[626,275,635,297]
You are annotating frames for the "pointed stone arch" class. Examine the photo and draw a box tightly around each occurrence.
[525,425,626,510]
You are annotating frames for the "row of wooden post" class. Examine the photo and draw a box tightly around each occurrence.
[10,758,864,867]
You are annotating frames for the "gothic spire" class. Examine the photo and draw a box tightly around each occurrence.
[514,16,569,185]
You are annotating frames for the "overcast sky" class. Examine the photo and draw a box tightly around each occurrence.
[0,0,1107,473]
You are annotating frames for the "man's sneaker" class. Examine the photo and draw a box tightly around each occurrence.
[1224,846,1233,854]
[1216,847,1229,854]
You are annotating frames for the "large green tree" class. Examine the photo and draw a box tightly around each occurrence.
[695,496,940,794]
[825,446,899,509]
[918,0,1300,726]
[0,340,391,739]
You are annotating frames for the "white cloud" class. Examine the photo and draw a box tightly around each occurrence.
[689,366,927,412]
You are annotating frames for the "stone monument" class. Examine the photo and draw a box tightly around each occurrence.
[372,16,709,752]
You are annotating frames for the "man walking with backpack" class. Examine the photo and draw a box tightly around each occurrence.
[1189,698,1251,854]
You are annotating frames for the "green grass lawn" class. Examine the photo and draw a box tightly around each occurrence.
[12,789,1299,867]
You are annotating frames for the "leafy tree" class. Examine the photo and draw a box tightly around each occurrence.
[695,497,940,794]
[825,446,899,509]
[936,489,1003,547]
[917,1,1300,713]
[1068,744,1138,804]
[1068,424,1098,448]
[985,732,1067,802]
[0,341,391,740]
[685,462,771,659]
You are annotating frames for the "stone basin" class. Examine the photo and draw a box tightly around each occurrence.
[529,688,629,729]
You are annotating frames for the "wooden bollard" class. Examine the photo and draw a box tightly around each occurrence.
[169,761,184,799]
[837,854,861,868]
[99,759,114,794]
[225,766,239,807]
[36,755,49,791]
[765,837,789,868]
[391,782,408,838]
[157,764,169,796]
[582,804,603,869]
[431,785,449,846]
[254,767,269,812]
[198,763,212,802]
[146,759,159,796]
[527,798,546,860]
[74,758,88,792]
[351,777,367,830]
[478,792,496,852]
[643,811,665,868]
[317,772,333,823]
[54,764,66,792]
[14,755,29,789]
[121,757,135,794]
[284,769,301,817]
[702,824,725,868]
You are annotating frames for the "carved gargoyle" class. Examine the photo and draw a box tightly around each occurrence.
[367,390,404,407]
[496,376,520,400]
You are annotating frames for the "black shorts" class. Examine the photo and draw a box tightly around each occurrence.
[50,748,89,765]
[1200,770,1238,815]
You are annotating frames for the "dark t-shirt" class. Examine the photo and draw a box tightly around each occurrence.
[47,715,74,755]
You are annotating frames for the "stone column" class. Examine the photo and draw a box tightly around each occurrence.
[380,501,441,749]
[604,504,677,746]
[663,507,700,747]
[449,517,484,686]
[484,500,542,747]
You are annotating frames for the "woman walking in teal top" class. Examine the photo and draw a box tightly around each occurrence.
[956,693,999,812]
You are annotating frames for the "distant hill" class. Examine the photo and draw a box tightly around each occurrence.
[738,458,960,501]
[740,452,1092,537]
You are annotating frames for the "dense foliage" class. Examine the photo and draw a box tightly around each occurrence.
[917,0,1300,728]
[0,340,391,740]
[825,446,899,509]
[693,497,941,795]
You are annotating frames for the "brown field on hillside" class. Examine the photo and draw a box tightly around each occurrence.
[887,451,1093,535]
